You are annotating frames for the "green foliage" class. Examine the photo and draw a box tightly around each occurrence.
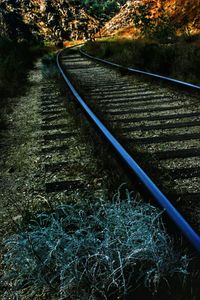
[2,192,188,299]
[80,0,126,20]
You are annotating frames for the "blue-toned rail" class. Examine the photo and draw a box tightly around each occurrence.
[57,50,200,252]
[80,49,200,91]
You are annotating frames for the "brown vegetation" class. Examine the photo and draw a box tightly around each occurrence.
[98,0,200,38]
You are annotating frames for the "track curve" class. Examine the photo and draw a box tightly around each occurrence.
[57,47,200,252]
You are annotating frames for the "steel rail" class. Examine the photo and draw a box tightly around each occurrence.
[57,50,200,252]
[80,49,200,91]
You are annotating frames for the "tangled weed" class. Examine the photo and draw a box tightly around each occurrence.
[2,191,188,299]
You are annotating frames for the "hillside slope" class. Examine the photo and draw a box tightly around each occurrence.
[99,0,200,37]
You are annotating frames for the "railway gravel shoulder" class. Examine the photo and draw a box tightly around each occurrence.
[0,59,126,243]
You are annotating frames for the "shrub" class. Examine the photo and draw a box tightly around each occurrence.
[41,53,59,79]
[139,43,176,75]
[84,39,200,84]
[2,191,188,299]
[0,38,49,131]
[0,38,31,99]
[0,38,48,99]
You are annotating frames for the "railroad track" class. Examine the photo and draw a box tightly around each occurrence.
[57,46,200,252]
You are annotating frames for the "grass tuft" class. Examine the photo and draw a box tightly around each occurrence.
[2,190,188,299]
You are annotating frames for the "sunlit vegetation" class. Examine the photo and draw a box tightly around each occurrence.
[84,37,200,85]
[131,1,190,43]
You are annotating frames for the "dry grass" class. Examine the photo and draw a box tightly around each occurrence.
[83,37,200,85]
[1,190,188,300]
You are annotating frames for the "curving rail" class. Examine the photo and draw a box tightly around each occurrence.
[80,49,200,91]
[57,49,200,252]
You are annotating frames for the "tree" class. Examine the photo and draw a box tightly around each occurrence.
[132,2,176,43]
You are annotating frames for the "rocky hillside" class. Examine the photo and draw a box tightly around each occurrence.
[0,0,100,42]
[98,1,136,38]
[0,0,199,42]
[99,0,200,38]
